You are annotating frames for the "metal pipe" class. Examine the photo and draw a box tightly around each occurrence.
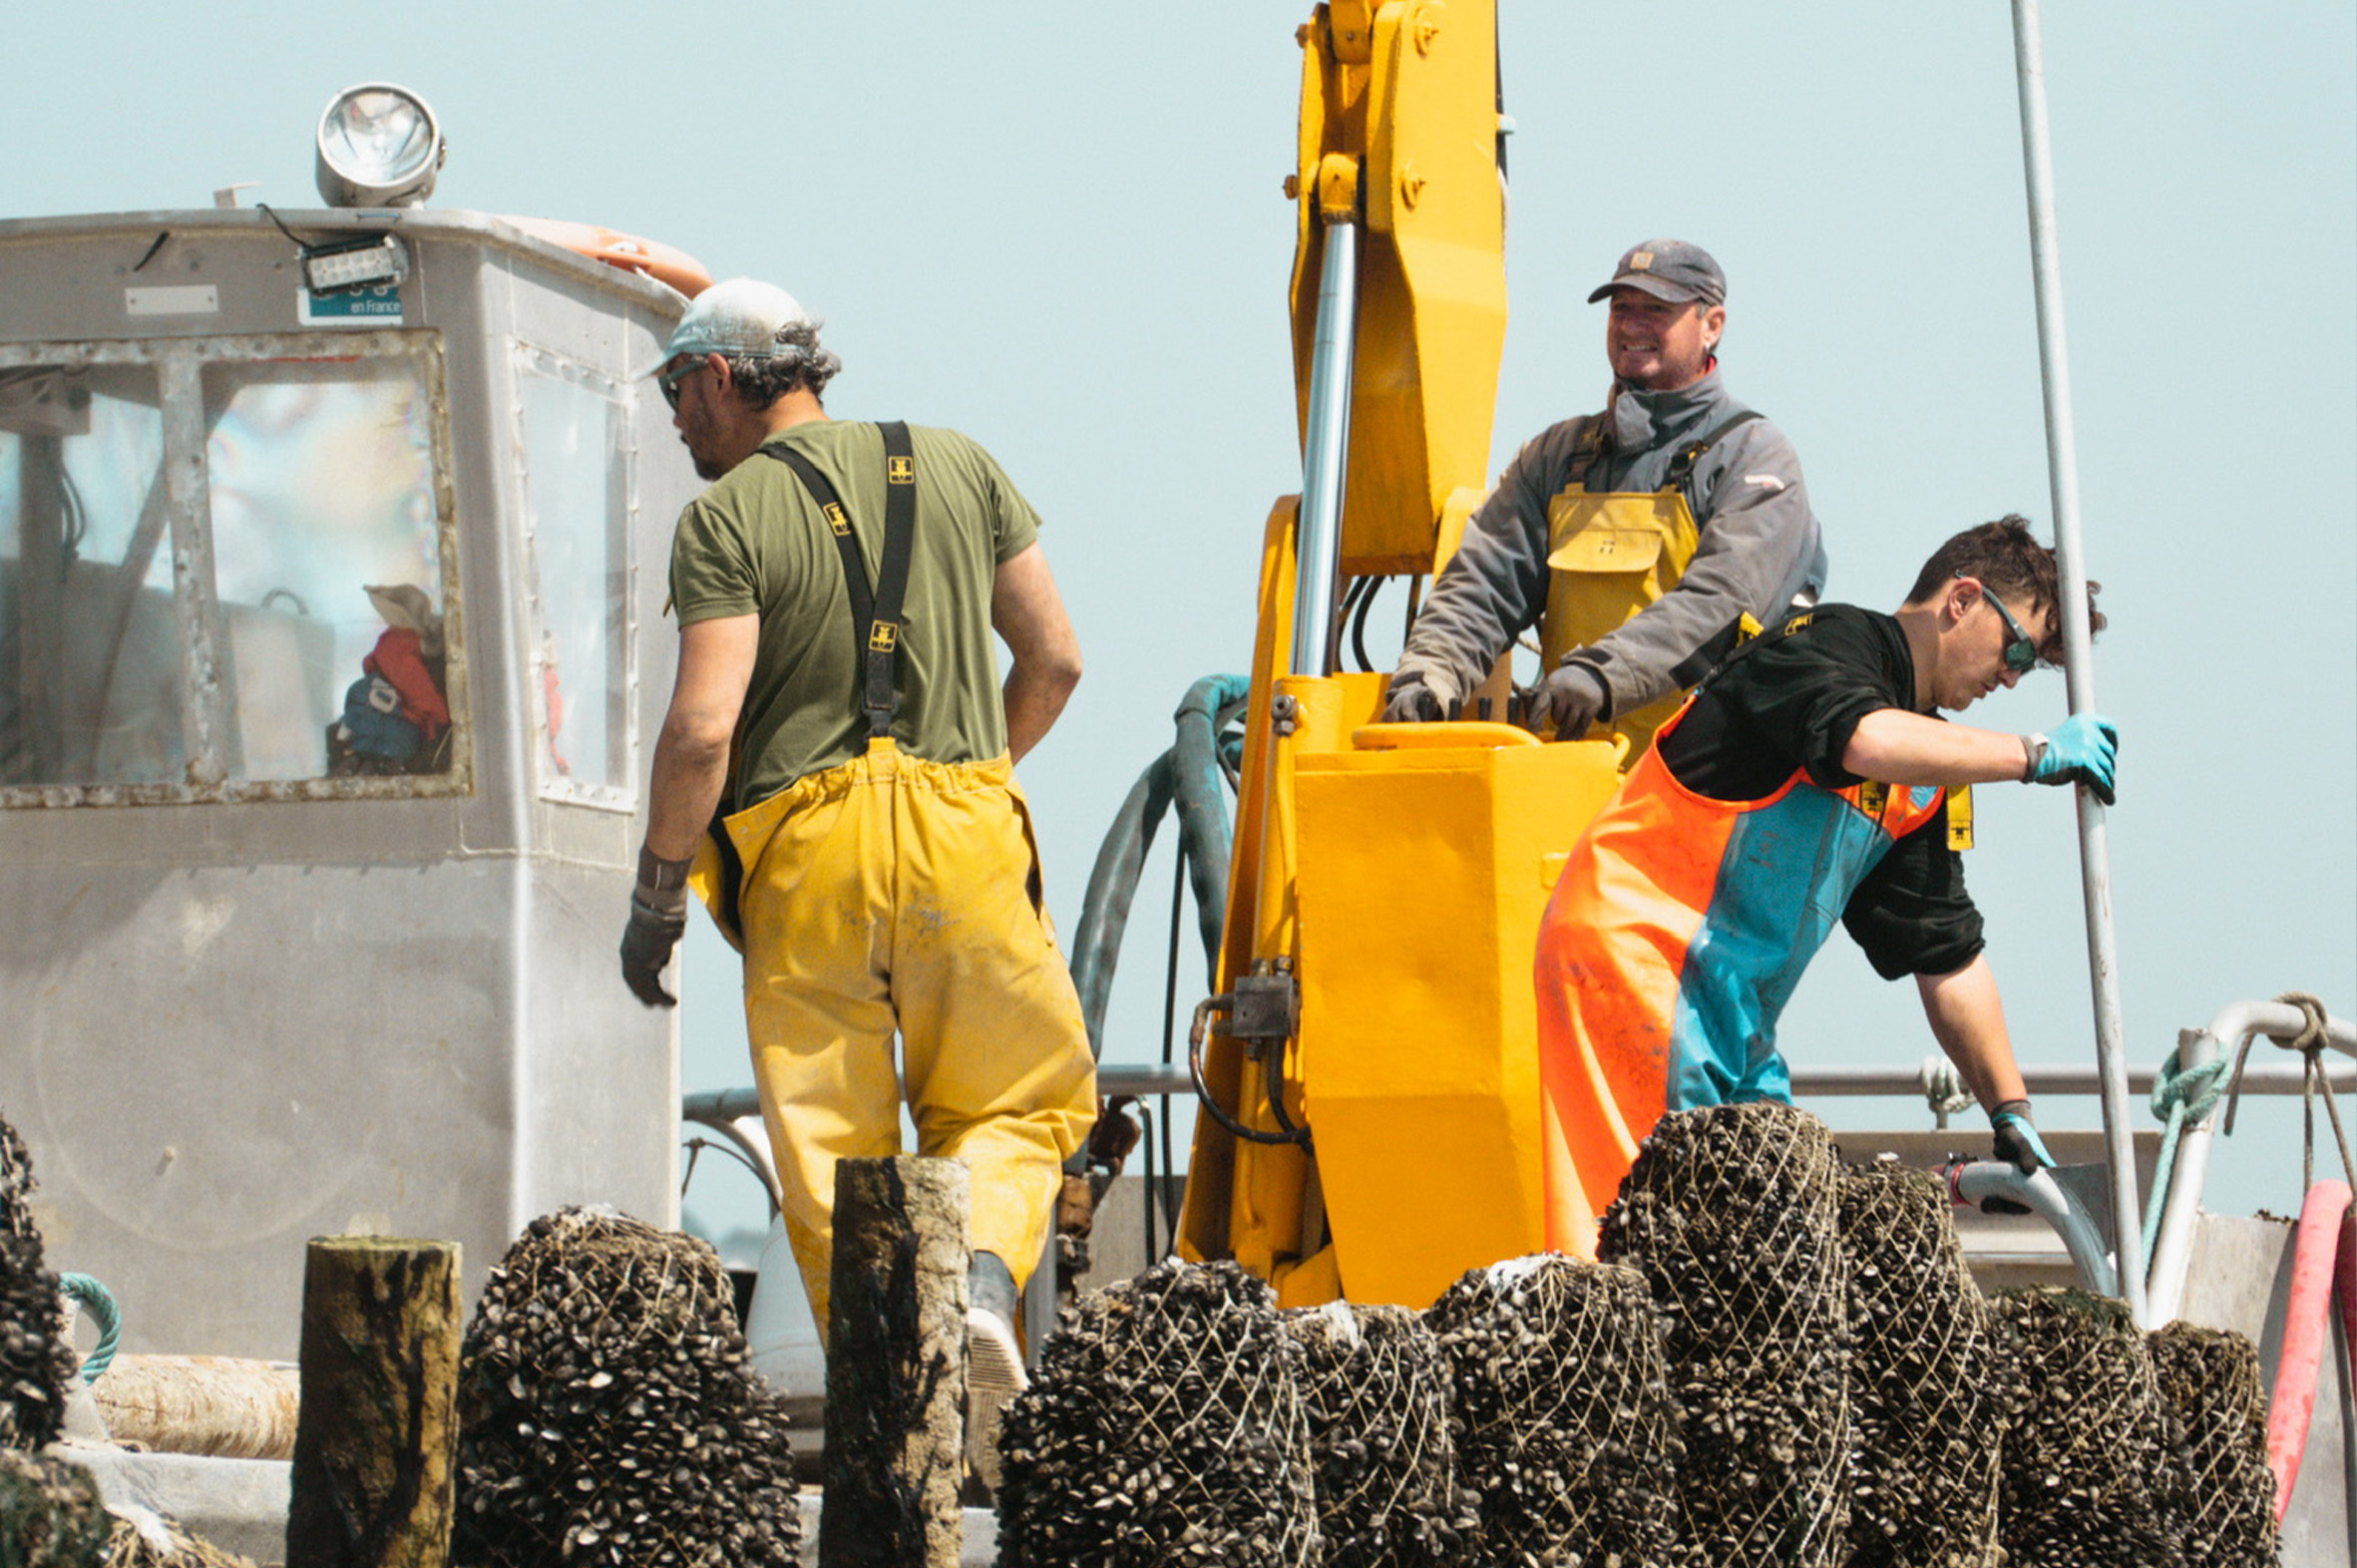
[1952,1160,2117,1296]
[687,1055,2356,1128]
[677,1102,783,1214]
[2010,0,2147,1327]
[2147,999,2357,1325]
[1289,219,1358,677]
[1099,1063,1195,1097]
[1787,1061,2354,1098]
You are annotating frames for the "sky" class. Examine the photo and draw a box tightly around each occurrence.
[6,3,2351,1255]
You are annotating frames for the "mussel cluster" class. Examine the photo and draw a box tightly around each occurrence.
[995,1258,1319,1567]
[452,1208,800,1568]
[1425,1254,1680,1567]
[1990,1286,2179,1568]
[0,1445,108,1566]
[1837,1159,2002,1567]
[1279,1301,1472,1568]
[2148,1320,2278,1567]
[1601,1101,1854,1566]
[0,1118,75,1453]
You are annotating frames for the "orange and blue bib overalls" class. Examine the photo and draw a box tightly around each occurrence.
[1532,692,1948,1258]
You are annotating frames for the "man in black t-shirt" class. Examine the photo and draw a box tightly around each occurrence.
[1533,517,2118,1258]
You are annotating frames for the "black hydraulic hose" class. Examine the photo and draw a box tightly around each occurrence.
[1061,674,1252,1181]
[1350,573,1383,672]
[1157,838,1185,1235]
[1067,674,1249,1058]
[1189,999,1308,1147]
[1138,1100,1158,1263]
[1265,1044,1311,1148]
[1169,674,1249,984]
[1067,748,1176,1059]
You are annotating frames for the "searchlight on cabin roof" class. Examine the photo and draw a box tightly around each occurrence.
[314,83,445,208]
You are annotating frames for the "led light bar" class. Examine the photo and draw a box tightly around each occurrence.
[301,233,411,295]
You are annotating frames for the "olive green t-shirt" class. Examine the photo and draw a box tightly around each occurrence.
[667,421,1041,810]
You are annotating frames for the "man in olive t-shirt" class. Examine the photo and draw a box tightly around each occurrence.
[618,279,1095,1489]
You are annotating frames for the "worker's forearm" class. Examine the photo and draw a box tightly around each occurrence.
[644,724,732,862]
[1916,956,2028,1112]
[1843,709,2035,787]
[1002,658,1079,765]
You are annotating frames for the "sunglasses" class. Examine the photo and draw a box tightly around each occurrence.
[656,356,707,412]
[1958,574,2040,672]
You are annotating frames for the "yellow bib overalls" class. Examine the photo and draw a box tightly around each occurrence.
[1539,412,1762,761]
[687,424,1094,1336]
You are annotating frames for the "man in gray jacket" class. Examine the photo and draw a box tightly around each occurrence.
[1382,239,1825,757]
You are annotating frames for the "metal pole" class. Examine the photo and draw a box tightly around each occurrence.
[2010,0,2148,1326]
[1290,218,1358,676]
[2146,1000,2357,1326]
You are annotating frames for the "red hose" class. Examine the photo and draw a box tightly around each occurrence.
[2267,1179,2351,1524]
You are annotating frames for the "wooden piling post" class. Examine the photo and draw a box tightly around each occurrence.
[820,1157,970,1568]
[285,1237,462,1568]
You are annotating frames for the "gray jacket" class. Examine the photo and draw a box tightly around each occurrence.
[1396,367,1824,719]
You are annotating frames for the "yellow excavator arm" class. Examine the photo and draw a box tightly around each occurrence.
[1176,1,1627,1309]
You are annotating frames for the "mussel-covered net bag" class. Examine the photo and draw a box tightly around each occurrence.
[1837,1159,2002,1567]
[0,1117,76,1453]
[1425,1254,1680,1567]
[2148,1321,2279,1567]
[1279,1300,1472,1568]
[0,1445,110,1567]
[996,1259,1318,1568]
[1990,1286,2179,1568]
[1600,1101,1852,1567]
[453,1208,801,1568]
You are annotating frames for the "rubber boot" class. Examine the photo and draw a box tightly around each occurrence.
[965,1250,1027,1491]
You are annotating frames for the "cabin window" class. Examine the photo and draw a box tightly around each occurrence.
[202,357,450,782]
[0,334,463,807]
[514,346,633,803]
[0,365,179,787]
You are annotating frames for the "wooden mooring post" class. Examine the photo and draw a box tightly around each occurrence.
[821,1156,970,1568]
[285,1237,462,1568]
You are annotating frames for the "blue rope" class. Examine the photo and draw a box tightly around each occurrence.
[2141,1047,2231,1263]
[58,1274,120,1383]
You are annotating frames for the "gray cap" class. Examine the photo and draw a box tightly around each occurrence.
[1586,239,1726,306]
[659,277,813,366]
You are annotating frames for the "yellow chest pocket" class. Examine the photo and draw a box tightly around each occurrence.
[1540,486,1701,668]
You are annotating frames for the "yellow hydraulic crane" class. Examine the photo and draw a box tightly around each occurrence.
[1175,0,1625,1309]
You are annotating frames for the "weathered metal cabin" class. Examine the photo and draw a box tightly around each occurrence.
[0,198,697,1358]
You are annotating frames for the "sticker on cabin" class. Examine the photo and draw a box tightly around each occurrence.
[126,285,219,317]
[298,284,404,326]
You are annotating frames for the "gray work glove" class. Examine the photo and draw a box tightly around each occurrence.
[620,847,692,1008]
[1979,1097,2056,1215]
[1381,664,1462,723]
[1990,1098,2057,1175]
[1529,661,1609,740]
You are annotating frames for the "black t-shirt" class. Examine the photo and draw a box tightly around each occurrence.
[1656,604,1986,980]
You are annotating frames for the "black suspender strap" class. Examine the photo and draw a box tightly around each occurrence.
[1574,407,1761,494]
[1662,408,1765,496]
[763,421,919,739]
[1571,416,1609,489]
[871,421,919,733]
